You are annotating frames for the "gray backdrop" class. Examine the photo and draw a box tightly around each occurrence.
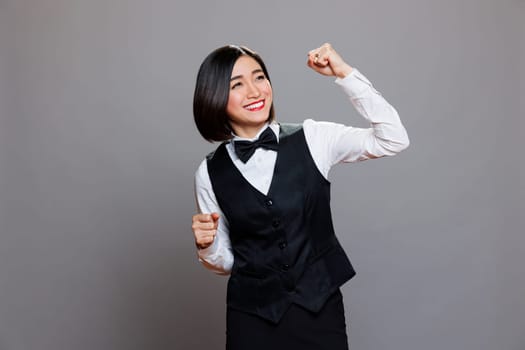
[1,0,524,349]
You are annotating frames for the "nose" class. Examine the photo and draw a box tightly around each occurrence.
[246,82,260,98]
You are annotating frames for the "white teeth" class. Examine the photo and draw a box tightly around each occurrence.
[245,101,264,110]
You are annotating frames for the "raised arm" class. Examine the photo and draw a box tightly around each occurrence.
[304,43,410,178]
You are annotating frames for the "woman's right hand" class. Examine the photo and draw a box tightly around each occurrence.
[192,213,220,249]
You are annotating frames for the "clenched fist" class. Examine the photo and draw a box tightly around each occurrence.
[192,213,220,249]
[307,43,353,79]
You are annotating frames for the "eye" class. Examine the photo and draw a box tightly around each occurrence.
[256,74,266,81]
[231,82,242,90]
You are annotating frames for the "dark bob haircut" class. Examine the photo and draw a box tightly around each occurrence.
[193,45,275,142]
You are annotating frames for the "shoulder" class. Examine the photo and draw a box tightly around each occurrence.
[196,141,231,187]
[278,122,303,135]
[196,143,222,185]
[204,142,228,161]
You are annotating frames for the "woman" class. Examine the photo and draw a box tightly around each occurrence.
[191,43,409,350]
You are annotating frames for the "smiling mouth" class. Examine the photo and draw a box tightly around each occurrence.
[244,100,265,111]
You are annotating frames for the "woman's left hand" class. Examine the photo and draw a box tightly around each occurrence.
[307,43,353,79]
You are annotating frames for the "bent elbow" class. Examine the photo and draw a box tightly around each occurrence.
[215,261,233,276]
[386,135,410,153]
[390,127,410,154]
[390,139,409,155]
[397,133,410,152]
[374,134,409,157]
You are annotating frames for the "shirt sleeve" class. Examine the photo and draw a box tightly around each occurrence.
[194,159,234,275]
[304,68,410,179]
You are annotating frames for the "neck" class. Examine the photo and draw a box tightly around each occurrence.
[231,123,269,139]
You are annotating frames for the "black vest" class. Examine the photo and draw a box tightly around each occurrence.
[207,124,355,323]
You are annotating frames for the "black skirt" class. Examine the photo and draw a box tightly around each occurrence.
[226,289,349,350]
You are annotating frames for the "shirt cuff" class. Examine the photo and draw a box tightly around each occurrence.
[196,236,220,261]
[335,68,378,98]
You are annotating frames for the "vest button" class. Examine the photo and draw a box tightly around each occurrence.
[279,241,287,249]
[272,220,280,228]
[282,264,290,271]
[265,199,273,206]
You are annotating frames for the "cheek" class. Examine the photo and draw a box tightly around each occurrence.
[226,91,240,115]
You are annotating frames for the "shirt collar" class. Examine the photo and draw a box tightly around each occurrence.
[230,122,280,142]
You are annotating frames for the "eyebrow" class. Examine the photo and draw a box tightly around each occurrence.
[230,69,264,81]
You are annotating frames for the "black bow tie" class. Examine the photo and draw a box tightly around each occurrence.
[234,127,279,163]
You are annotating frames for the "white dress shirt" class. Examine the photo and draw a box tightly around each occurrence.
[194,68,410,274]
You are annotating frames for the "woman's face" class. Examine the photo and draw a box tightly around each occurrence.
[226,55,273,138]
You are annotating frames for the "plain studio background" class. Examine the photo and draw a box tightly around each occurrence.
[0,0,524,349]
